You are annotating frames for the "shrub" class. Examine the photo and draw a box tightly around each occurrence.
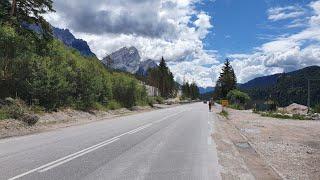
[107,100,122,110]
[227,90,250,105]
[0,108,9,120]
[147,97,156,107]
[219,109,229,118]
[154,96,164,104]
[314,104,320,113]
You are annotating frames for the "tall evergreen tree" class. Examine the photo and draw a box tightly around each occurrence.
[214,59,237,99]
[147,57,176,98]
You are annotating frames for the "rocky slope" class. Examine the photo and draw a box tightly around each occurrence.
[53,27,96,57]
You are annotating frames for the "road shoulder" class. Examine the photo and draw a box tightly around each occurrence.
[211,107,281,180]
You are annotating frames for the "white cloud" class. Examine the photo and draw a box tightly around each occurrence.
[44,0,218,87]
[228,1,320,83]
[268,5,305,21]
[45,0,320,87]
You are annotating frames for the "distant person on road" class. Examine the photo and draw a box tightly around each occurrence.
[208,101,212,112]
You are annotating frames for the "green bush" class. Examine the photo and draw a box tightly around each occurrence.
[314,104,320,113]
[0,108,9,120]
[154,96,164,104]
[147,97,156,107]
[107,100,122,110]
[219,109,229,118]
[227,90,250,105]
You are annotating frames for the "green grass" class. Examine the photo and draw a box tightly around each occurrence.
[107,100,122,110]
[0,109,9,120]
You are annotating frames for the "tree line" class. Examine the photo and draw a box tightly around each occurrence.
[181,82,200,100]
[0,0,148,110]
[147,57,177,99]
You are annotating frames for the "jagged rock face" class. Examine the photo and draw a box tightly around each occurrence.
[137,59,158,76]
[52,28,96,57]
[102,47,141,74]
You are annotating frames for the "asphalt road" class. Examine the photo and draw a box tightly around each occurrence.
[0,103,221,180]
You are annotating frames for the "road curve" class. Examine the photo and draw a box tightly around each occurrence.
[0,103,221,180]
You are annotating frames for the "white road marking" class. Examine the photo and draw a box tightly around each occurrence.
[8,122,153,180]
[154,110,185,124]
[128,123,152,134]
[8,109,186,180]
[38,138,119,172]
[8,138,119,180]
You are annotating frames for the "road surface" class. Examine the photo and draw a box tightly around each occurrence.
[0,103,221,180]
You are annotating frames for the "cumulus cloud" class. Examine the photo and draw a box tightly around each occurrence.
[45,0,218,87]
[45,0,320,87]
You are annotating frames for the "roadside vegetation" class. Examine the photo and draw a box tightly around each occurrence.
[0,0,151,125]
[219,109,229,119]
[257,111,311,120]
[147,57,177,99]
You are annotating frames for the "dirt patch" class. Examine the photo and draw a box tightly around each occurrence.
[226,108,320,180]
[212,108,280,180]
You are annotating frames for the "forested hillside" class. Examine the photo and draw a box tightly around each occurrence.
[240,66,320,107]
[0,0,148,110]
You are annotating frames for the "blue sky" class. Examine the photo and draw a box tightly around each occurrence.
[46,0,320,87]
[200,0,313,56]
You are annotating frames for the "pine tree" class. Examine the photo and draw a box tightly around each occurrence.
[214,59,237,99]
[147,57,176,98]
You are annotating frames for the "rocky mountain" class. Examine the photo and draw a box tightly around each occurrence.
[102,47,158,75]
[137,59,158,76]
[52,27,96,57]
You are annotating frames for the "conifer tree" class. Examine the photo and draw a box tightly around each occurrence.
[214,59,237,99]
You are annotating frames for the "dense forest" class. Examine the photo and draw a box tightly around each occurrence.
[0,0,148,110]
[240,66,320,107]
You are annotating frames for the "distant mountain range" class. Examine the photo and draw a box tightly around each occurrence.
[198,87,215,94]
[102,46,158,76]
[240,66,320,106]
[52,28,96,57]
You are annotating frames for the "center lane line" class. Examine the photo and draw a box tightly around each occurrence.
[38,138,119,172]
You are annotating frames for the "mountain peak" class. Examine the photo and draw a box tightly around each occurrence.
[102,47,158,75]
[53,27,96,57]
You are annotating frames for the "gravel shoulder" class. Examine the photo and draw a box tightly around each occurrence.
[0,104,177,139]
[214,106,320,180]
